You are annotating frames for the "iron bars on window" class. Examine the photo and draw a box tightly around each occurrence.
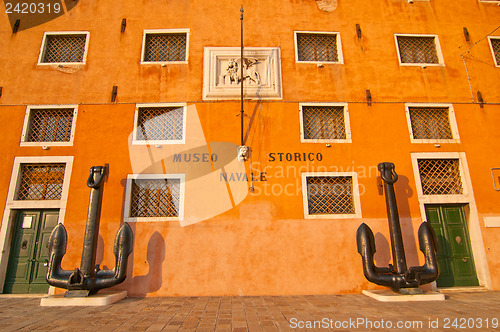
[42,34,86,63]
[409,107,452,140]
[397,36,439,64]
[143,33,187,62]
[306,176,354,215]
[27,108,74,142]
[418,159,463,195]
[302,106,346,140]
[297,33,339,62]
[17,164,65,200]
[136,107,183,141]
[129,178,180,218]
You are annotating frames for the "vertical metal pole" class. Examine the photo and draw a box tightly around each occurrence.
[240,5,244,146]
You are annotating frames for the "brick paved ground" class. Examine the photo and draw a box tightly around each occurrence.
[0,291,499,331]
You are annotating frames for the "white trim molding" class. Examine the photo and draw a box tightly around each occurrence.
[294,31,344,64]
[37,31,90,66]
[140,29,190,64]
[132,103,187,145]
[20,105,78,147]
[410,152,492,289]
[123,173,185,222]
[301,172,362,219]
[405,103,460,144]
[0,156,73,293]
[487,36,500,67]
[394,33,445,66]
[299,103,352,143]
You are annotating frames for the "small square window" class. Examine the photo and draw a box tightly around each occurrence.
[21,106,77,146]
[417,159,463,195]
[132,104,186,145]
[395,34,443,65]
[406,105,460,143]
[295,32,343,63]
[299,103,351,142]
[124,174,185,222]
[38,32,89,65]
[16,163,66,200]
[141,30,189,63]
[488,37,500,67]
[302,173,361,219]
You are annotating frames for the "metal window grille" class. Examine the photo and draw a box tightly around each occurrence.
[297,33,339,62]
[397,36,439,64]
[418,159,463,195]
[42,34,86,63]
[27,108,74,142]
[136,107,184,141]
[409,107,452,140]
[144,33,187,62]
[302,106,346,140]
[307,176,354,215]
[491,38,500,65]
[130,178,180,218]
[17,164,65,200]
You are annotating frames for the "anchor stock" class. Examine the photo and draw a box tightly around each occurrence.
[356,162,439,292]
[46,166,133,296]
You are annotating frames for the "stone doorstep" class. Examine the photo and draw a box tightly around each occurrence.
[362,289,446,302]
[40,290,127,306]
[438,286,488,293]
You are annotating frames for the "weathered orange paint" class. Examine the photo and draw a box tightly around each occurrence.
[0,0,499,296]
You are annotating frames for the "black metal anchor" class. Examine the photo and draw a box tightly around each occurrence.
[46,166,133,297]
[356,162,439,293]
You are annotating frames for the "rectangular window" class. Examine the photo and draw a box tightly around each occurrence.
[295,31,343,63]
[141,29,189,63]
[488,37,500,67]
[299,103,351,143]
[21,106,77,146]
[16,164,66,200]
[395,34,443,65]
[417,159,463,195]
[124,174,185,222]
[133,104,186,145]
[405,104,459,143]
[302,173,361,219]
[38,32,89,65]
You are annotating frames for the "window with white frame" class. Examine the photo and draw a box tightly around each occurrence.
[395,34,443,65]
[405,104,459,143]
[141,29,189,63]
[299,103,351,142]
[124,174,184,222]
[295,31,343,63]
[16,163,66,200]
[132,104,186,145]
[488,37,500,67]
[417,159,463,195]
[38,32,89,65]
[20,106,77,146]
[479,0,500,3]
[302,173,362,219]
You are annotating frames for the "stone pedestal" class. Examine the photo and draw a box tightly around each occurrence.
[362,289,445,302]
[40,290,127,306]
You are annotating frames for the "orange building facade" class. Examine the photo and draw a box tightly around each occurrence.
[0,0,499,296]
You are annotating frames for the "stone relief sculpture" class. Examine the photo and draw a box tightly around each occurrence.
[223,57,261,85]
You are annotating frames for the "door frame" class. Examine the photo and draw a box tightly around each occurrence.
[0,156,73,294]
[411,152,491,289]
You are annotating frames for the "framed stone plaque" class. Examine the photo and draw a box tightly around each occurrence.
[203,47,282,100]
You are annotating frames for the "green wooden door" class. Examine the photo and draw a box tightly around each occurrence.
[425,205,479,287]
[3,210,59,294]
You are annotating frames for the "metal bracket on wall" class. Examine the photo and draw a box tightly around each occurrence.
[490,168,500,191]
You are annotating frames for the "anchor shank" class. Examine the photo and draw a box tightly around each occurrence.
[380,163,408,275]
[79,166,105,277]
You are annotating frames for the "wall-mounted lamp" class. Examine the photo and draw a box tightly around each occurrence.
[356,24,362,39]
[12,19,20,33]
[463,27,470,43]
[477,91,484,108]
[366,89,372,106]
[111,86,118,102]
[121,18,127,33]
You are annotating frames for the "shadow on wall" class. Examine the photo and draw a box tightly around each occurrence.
[121,230,165,296]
